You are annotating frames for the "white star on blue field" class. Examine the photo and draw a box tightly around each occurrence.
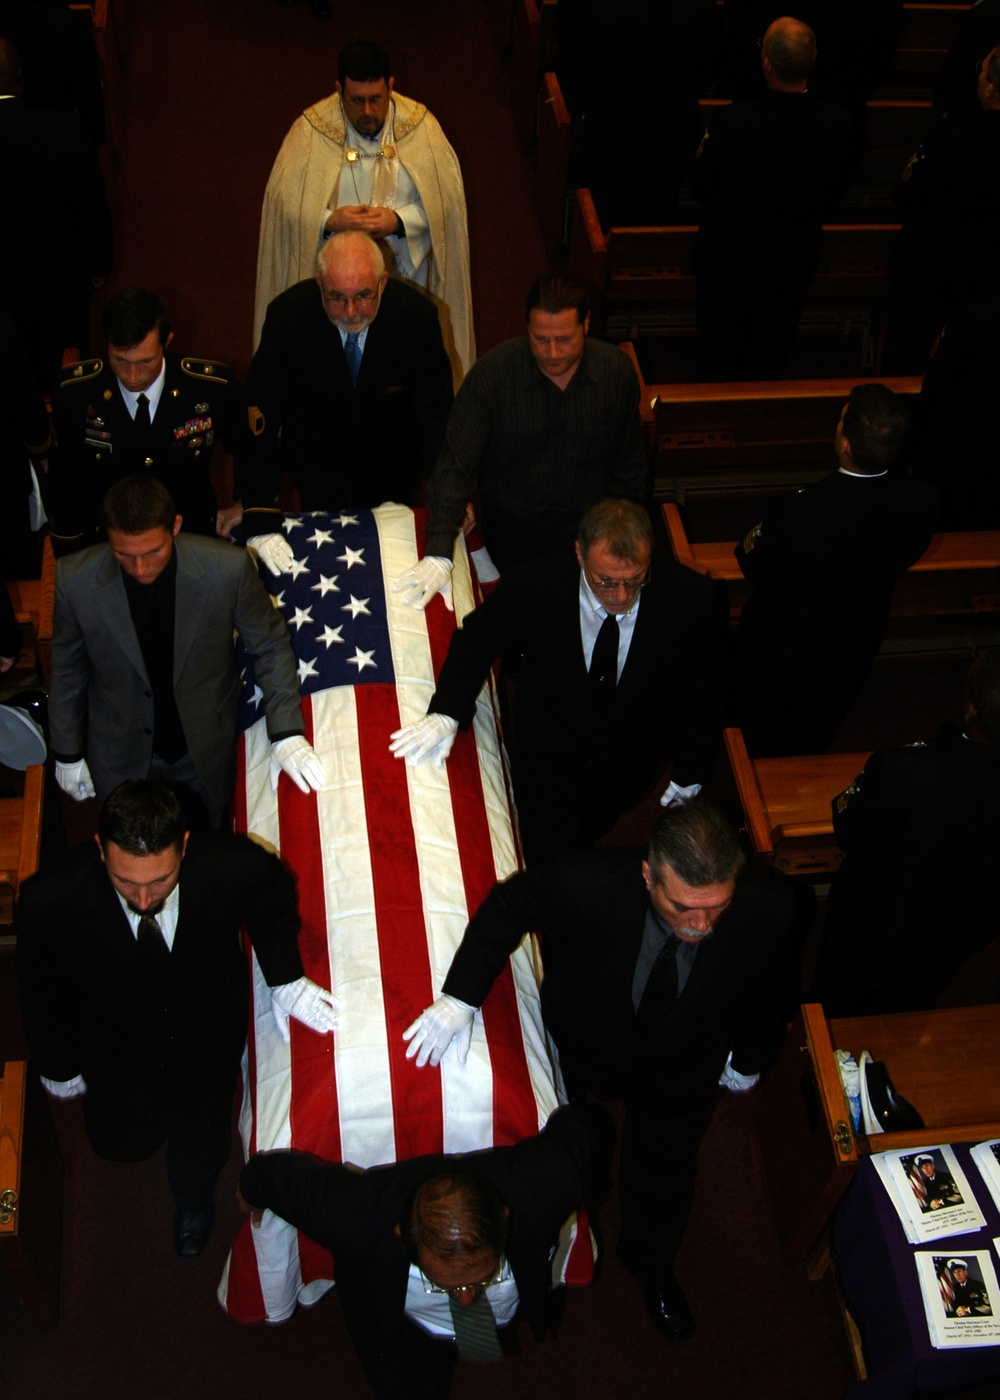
[238,511,396,729]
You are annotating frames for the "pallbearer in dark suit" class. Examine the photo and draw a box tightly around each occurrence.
[16,780,339,1257]
[390,498,722,863]
[239,230,453,577]
[403,800,798,1342]
[238,1104,599,1398]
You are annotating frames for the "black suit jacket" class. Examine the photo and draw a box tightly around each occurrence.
[239,1104,595,1356]
[816,727,1000,1014]
[693,89,852,285]
[242,276,454,534]
[47,352,249,552]
[430,554,722,847]
[734,470,939,754]
[443,852,796,1113]
[15,833,304,1092]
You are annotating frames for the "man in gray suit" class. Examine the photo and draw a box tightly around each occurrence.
[50,475,322,825]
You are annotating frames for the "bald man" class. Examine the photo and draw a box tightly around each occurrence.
[239,231,453,570]
[693,16,852,380]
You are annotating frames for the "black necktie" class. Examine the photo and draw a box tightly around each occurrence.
[589,613,619,702]
[449,1291,504,1362]
[137,913,170,976]
[637,935,678,1024]
[134,392,151,433]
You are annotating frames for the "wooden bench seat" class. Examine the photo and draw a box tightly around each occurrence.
[569,188,900,353]
[663,502,1000,636]
[722,726,864,874]
[640,373,922,498]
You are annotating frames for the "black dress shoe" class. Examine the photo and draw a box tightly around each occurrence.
[643,1277,696,1341]
[173,1206,214,1259]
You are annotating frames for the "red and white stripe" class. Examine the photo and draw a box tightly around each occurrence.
[218,506,589,1324]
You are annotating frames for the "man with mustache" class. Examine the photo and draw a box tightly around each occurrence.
[403,799,797,1344]
[239,230,453,571]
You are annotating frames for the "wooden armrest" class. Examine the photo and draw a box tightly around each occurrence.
[723,727,773,857]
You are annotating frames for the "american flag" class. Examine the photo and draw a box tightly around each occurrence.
[217,505,591,1324]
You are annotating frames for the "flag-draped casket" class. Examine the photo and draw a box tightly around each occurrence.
[217,506,587,1323]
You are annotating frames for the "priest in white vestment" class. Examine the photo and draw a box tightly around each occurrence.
[254,40,474,387]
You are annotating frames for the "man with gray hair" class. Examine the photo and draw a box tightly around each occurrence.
[389,497,722,863]
[693,15,852,379]
[402,798,798,1343]
[239,230,453,573]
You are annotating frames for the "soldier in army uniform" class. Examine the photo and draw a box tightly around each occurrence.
[46,288,250,555]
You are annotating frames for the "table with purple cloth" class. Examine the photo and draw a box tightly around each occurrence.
[833,1144,1000,1400]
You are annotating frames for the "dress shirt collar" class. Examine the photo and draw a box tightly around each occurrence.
[337,324,371,353]
[115,878,181,951]
[117,358,167,421]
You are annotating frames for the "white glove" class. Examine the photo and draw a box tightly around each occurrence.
[248,533,295,576]
[389,714,459,768]
[269,736,324,793]
[55,758,96,801]
[718,1050,759,1093]
[659,779,702,808]
[392,556,454,612]
[402,994,476,1069]
[270,976,341,1043]
[41,1074,87,1099]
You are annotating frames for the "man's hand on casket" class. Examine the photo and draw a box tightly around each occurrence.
[403,994,476,1068]
[271,976,341,1042]
[269,736,325,793]
[389,714,459,768]
[247,533,295,576]
[392,556,454,611]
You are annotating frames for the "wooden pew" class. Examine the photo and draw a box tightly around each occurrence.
[537,71,573,250]
[5,536,57,687]
[509,0,558,148]
[69,0,126,153]
[663,502,1000,636]
[854,99,933,206]
[722,726,864,874]
[568,188,900,351]
[0,1060,63,1328]
[887,2,971,85]
[695,98,934,214]
[635,373,922,499]
[0,765,45,928]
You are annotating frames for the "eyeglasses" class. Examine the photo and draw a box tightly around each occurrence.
[324,287,380,308]
[585,564,650,595]
[420,1260,507,1298]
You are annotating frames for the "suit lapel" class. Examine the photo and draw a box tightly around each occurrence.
[94,551,150,684]
[172,537,211,682]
